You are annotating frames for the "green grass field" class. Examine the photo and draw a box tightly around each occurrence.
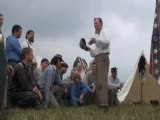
[1,104,160,120]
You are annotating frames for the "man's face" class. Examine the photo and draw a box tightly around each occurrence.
[91,64,96,73]
[41,61,49,70]
[27,32,34,43]
[112,71,117,79]
[94,19,102,32]
[57,59,62,69]
[16,29,22,39]
[0,15,3,28]
[26,51,34,62]
[61,66,67,74]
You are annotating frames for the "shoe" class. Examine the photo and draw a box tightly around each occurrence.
[99,106,109,112]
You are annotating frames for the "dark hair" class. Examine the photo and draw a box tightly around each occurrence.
[111,67,117,73]
[21,48,32,59]
[12,24,22,34]
[0,13,3,16]
[94,17,103,24]
[92,61,96,65]
[50,54,63,65]
[61,62,68,68]
[25,30,34,39]
[41,58,49,64]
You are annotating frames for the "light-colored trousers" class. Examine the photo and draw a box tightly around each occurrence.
[95,53,109,106]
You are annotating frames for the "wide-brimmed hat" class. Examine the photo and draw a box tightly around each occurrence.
[79,38,87,50]
[52,54,64,62]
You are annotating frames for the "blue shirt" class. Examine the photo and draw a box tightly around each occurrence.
[38,65,65,106]
[67,82,91,102]
[5,35,22,62]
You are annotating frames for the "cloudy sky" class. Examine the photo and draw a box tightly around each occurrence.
[0,0,156,82]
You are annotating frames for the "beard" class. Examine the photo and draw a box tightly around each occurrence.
[29,37,34,43]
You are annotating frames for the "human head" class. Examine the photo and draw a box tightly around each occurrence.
[50,54,63,69]
[76,62,82,72]
[21,48,33,62]
[12,24,22,39]
[94,17,103,34]
[91,62,96,74]
[70,68,77,79]
[0,13,3,28]
[111,67,118,79]
[41,58,49,70]
[25,30,34,43]
[61,62,68,75]
[74,71,81,83]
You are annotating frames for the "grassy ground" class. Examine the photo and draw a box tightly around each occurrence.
[1,104,160,120]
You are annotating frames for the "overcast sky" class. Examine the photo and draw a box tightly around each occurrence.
[0,0,156,82]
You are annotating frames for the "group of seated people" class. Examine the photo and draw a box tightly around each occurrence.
[8,47,121,109]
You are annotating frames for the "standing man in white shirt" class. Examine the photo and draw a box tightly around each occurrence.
[22,30,36,62]
[86,18,110,111]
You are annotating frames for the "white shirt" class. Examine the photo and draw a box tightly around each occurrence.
[84,71,96,86]
[34,65,42,81]
[108,75,120,89]
[90,28,110,57]
[22,39,36,62]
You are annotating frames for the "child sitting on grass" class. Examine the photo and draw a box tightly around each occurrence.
[67,71,94,106]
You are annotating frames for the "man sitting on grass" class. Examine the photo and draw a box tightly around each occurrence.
[9,48,42,108]
[38,54,65,108]
[84,61,96,104]
[108,67,120,107]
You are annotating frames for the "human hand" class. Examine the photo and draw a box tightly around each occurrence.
[79,93,84,104]
[88,38,96,45]
[7,65,14,74]
[91,86,96,93]
[64,87,68,96]
[37,90,43,101]
[32,86,38,93]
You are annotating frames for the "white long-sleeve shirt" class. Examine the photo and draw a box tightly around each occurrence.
[108,75,120,89]
[22,39,36,62]
[90,28,110,57]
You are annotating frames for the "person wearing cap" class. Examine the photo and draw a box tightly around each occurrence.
[108,67,120,107]
[38,54,65,108]
[85,18,110,111]
[60,62,68,80]
[34,58,49,81]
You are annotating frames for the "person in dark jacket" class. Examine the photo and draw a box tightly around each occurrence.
[9,48,42,108]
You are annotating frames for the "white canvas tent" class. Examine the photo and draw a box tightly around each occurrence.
[118,52,160,104]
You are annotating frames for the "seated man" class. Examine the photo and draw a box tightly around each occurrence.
[38,54,65,108]
[34,58,49,81]
[84,62,96,104]
[60,62,68,80]
[67,71,93,106]
[108,67,120,107]
[9,48,42,108]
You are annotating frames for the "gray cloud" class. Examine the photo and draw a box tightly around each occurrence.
[0,0,156,81]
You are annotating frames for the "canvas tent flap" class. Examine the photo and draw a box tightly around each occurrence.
[118,51,160,103]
